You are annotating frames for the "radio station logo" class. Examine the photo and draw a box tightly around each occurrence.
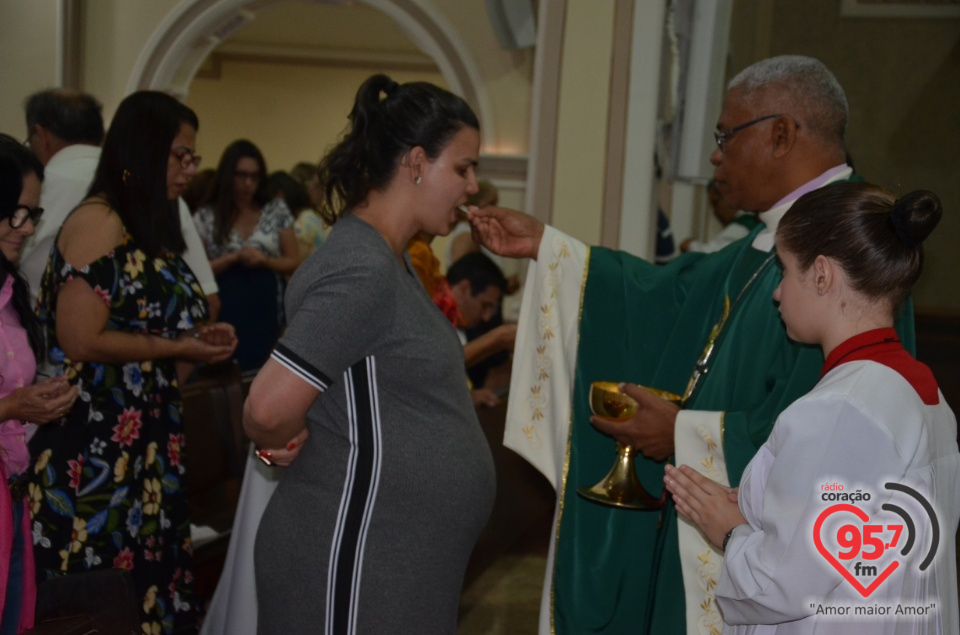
[813,482,939,599]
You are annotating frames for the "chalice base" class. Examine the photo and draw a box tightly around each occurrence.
[575,443,664,510]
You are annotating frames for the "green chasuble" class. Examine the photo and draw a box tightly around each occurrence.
[552,225,915,634]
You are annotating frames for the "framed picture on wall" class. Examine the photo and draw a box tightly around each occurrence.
[840,0,960,18]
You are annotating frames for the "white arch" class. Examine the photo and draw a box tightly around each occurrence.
[125,0,496,147]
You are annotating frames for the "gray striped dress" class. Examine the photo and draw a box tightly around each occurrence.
[255,214,496,634]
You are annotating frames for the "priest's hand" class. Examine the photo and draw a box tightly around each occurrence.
[589,382,679,461]
[468,205,544,260]
[664,464,746,550]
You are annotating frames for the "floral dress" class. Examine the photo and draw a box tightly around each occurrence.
[193,199,293,371]
[28,229,208,634]
[293,208,324,257]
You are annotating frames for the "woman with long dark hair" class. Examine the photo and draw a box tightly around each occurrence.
[27,91,237,633]
[0,137,78,634]
[242,74,495,634]
[193,140,298,371]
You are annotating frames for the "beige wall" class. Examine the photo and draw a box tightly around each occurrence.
[729,0,960,309]
[210,0,535,155]
[550,0,617,246]
[183,54,524,280]
[83,0,183,118]
[0,1,61,137]
[0,0,179,133]
[1,0,534,155]
[429,0,535,155]
[185,60,445,178]
[0,0,533,275]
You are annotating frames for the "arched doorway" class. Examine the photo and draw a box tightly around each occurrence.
[125,0,495,147]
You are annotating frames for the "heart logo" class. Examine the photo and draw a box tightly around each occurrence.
[813,504,899,597]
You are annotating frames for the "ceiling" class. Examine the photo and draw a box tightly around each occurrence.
[229,1,426,55]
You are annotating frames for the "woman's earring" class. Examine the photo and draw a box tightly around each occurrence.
[415,176,422,185]
[122,169,131,184]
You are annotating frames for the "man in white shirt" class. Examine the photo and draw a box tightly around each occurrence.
[21,89,219,316]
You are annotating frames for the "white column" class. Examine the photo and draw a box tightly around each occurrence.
[618,1,666,258]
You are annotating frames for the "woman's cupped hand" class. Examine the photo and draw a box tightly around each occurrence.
[179,322,239,365]
[4,376,79,425]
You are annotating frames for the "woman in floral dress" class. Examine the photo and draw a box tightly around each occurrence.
[27,91,237,634]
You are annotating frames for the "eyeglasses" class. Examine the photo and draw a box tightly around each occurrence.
[170,147,202,169]
[713,114,782,151]
[9,205,43,229]
[233,170,260,182]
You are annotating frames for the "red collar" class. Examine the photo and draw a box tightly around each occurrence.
[821,328,939,405]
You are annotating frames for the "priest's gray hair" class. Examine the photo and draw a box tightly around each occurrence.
[729,55,848,149]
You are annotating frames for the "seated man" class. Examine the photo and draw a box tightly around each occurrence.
[447,252,517,405]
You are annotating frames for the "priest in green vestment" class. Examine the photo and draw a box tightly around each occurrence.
[469,55,915,635]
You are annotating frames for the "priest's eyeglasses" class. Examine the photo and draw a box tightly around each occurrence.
[714,114,782,151]
[10,205,44,229]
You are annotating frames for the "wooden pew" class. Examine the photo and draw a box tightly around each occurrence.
[463,398,556,590]
[182,361,248,601]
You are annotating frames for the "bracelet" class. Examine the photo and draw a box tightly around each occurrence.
[721,526,736,552]
[254,448,274,467]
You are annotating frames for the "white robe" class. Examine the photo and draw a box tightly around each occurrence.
[719,359,960,634]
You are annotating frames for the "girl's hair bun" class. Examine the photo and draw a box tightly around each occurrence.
[890,190,942,248]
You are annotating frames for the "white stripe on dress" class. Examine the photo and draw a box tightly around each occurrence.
[272,348,329,391]
[324,358,382,635]
[348,357,383,628]
[325,370,358,635]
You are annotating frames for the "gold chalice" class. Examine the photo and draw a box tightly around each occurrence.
[576,382,680,510]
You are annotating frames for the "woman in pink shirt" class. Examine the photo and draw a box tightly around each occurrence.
[0,137,77,634]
